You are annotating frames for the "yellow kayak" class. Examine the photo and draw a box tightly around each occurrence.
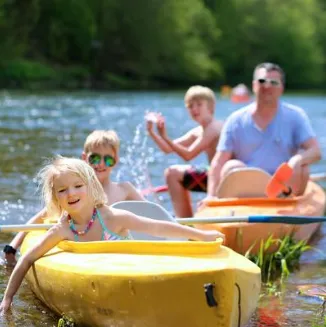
[21,231,261,327]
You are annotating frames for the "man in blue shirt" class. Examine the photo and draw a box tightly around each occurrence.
[205,62,321,200]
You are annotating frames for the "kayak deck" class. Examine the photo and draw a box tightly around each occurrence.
[21,232,261,327]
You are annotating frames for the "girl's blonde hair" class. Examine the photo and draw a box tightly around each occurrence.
[83,130,120,156]
[38,156,107,218]
[184,85,216,113]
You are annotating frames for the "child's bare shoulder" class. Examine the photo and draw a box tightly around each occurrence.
[117,181,144,201]
[189,125,203,137]
[204,119,223,134]
[116,181,134,195]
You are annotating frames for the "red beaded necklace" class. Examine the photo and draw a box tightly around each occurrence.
[68,208,97,236]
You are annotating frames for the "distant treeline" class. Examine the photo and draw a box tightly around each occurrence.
[1,0,326,90]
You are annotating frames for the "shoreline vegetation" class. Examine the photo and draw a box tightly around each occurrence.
[1,59,326,93]
[1,1,326,92]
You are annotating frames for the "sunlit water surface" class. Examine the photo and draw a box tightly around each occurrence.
[0,90,325,326]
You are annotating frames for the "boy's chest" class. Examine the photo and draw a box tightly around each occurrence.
[105,185,128,205]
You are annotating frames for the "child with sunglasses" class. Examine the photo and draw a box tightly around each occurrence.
[3,130,145,265]
[0,156,224,314]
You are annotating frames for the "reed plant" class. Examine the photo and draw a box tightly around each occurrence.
[245,234,312,285]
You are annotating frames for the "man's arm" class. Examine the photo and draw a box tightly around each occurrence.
[289,108,322,169]
[288,138,321,169]
[207,151,232,197]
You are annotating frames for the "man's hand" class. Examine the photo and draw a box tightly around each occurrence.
[288,154,303,171]
[197,195,219,210]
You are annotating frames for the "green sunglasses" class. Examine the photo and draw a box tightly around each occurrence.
[87,153,116,167]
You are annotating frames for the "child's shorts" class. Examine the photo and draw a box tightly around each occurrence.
[181,166,208,192]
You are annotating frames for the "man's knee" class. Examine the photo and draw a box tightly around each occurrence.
[221,160,246,178]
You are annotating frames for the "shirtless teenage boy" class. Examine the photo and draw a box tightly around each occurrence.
[146,86,223,217]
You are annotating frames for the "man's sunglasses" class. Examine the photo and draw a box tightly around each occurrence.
[88,153,116,167]
[256,78,281,87]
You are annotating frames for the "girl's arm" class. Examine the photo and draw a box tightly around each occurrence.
[0,225,65,314]
[112,209,224,242]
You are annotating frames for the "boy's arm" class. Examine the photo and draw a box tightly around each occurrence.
[9,208,47,250]
[160,125,220,161]
[4,208,48,266]
[147,116,195,154]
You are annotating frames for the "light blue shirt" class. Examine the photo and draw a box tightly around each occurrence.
[217,102,316,175]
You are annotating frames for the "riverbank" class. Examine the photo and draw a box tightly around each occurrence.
[1,59,326,93]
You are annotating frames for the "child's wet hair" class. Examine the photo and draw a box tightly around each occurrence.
[83,130,120,156]
[37,156,107,217]
[184,85,216,113]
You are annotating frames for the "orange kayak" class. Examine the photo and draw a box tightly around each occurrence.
[230,94,251,103]
[194,169,326,255]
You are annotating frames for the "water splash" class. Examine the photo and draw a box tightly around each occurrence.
[116,124,154,193]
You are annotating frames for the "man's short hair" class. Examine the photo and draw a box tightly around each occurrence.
[253,62,285,84]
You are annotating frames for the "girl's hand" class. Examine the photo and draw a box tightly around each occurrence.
[59,212,68,224]
[4,253,16,267]
[0,298,12,315]
[202,230,225,242]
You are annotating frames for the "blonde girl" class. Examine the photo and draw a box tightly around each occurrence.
[0,156,224,314]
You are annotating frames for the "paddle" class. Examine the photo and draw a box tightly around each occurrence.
[141,171,326,196]
[266,163,326,198]
[178,215,326,225]
[1,215,326,233]
[0,214,325,233]
[1,197,325,233]
[265,163,293,198]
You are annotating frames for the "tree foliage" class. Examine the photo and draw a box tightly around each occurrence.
[0,0,325,89]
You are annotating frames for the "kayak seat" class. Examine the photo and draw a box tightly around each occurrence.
[216,167,271,198]
[110,201,186,241]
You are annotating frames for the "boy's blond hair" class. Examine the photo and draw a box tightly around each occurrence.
[184,85,216,113]
[38,156,107,218]
[83,130,120,156]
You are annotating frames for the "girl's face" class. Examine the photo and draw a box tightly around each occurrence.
[53,171,91,214]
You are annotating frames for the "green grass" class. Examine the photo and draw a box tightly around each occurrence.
[245,234,312,285]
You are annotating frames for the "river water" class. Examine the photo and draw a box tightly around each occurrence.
[0,90,325,326]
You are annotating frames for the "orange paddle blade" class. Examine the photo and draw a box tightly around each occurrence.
[266,163,293,198]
